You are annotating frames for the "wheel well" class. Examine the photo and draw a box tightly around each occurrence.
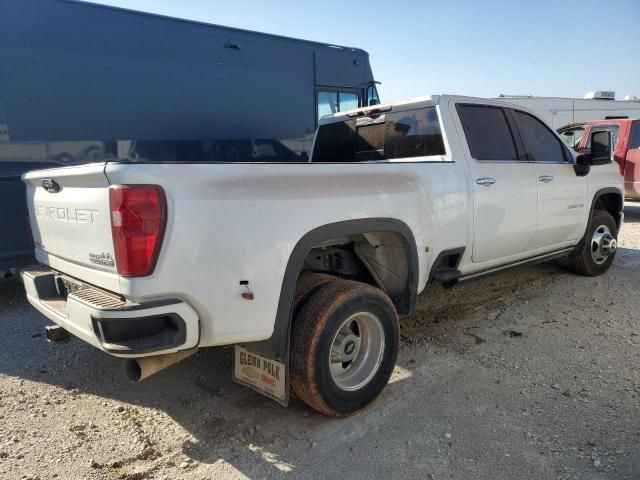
[594,192,623,229]
[301,231,414,315]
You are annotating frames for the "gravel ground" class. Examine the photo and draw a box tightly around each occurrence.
[1,204,639,480]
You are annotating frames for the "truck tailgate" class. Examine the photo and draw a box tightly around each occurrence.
[22,163,121,293]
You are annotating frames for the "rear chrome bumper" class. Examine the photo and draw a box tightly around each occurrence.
[22,266,199,358]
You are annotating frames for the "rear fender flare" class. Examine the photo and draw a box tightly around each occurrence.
[238,218,418,405]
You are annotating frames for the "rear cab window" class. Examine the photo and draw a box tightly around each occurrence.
[312,106,446,162]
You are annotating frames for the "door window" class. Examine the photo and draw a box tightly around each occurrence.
[512,110,566,162]
[456,105,519,161]
[366,85,380,106]
[586,125,620,150]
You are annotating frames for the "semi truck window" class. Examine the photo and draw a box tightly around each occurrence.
[366,85,381,106]
[513,110,566,162]
[312,107,445,162]
[339,92,359,112]
[457,105,518,161]
[317,90,361,120]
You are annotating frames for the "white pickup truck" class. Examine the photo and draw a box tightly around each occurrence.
[21,95,623,416]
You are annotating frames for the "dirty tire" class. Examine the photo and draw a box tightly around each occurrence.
[568,209,617,276]
[290,280,399,416]
[292,272,340,320]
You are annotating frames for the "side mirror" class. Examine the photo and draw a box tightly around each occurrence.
[590,130,613,165]
[573,130,613,176]
[574,153,591,177]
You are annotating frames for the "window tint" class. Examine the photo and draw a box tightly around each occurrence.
[513,110,565,162]
[385,108,446,159]
[356,121,385,160]
[629,123,640,149]
[312,107,445,163]
[559,126,586,151]
[456,105,518,161]
[313,120,357,162]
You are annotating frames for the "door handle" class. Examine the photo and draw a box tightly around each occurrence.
[538,175,553,183]
[476,177,496,186]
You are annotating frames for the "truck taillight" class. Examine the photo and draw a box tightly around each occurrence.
[109,185,166,277]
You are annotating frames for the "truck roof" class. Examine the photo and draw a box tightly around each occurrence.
[319,94,537,125]
[65,0,369,55]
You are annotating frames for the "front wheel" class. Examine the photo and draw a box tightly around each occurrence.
[568,209,618,276]
[290,279,399,416]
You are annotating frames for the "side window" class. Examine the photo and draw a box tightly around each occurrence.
[586,125,620,149]
[317,90,360,120]
[311,107,445,163]
[558,126,586,151]
[631,123,640,149]
[456,105,519,161]
[512,110,566,162]
[366,85,380,106]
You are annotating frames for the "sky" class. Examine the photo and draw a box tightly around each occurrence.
[93,0,639,103]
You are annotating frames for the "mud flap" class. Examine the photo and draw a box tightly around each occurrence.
[232,343,289,406]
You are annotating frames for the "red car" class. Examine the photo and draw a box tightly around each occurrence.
[558,119,640,199]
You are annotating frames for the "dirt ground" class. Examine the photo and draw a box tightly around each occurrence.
[1,205,639,480]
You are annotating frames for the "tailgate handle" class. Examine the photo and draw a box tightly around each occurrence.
[41,178,61,193]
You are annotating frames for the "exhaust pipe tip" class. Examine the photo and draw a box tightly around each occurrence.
[124,359,143,382]
[123,349,197,383]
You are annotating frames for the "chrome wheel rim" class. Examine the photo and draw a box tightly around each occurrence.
[329,312,385,391]
[591,224,616,265]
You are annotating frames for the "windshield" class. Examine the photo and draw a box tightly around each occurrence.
[558,126,586,151]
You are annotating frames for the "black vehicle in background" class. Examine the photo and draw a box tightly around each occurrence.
[0,0,380,270]
[0,163,46,270]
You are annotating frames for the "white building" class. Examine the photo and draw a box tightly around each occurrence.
[495,92,640,129]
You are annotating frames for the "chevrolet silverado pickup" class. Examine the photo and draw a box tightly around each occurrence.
[21,95,623,416]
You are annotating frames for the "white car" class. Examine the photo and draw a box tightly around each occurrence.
[21,95,623,416]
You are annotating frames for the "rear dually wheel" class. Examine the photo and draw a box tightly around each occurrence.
[290,279,399,416]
